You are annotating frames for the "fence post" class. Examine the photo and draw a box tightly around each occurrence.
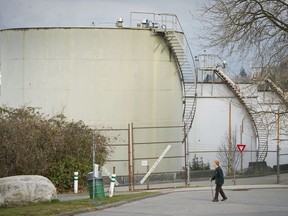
[128,122,135,191]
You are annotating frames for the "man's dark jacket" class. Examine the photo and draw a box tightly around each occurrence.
[211,166,224,185]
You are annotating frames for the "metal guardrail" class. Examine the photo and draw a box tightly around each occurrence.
[197,54,225,71]
[130,12,181,31]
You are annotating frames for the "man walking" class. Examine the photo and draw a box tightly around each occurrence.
[210,160,227,202]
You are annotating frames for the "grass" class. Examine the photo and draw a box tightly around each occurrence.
[0,192,156,216]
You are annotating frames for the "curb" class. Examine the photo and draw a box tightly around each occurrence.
[58,192,162,216]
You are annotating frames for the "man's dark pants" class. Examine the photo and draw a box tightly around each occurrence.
[215,184,226,200]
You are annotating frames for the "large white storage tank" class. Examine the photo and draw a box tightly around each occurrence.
[0,27,184,176]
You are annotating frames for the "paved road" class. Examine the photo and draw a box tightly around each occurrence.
[78,185,288,216]
[58,173,288,202]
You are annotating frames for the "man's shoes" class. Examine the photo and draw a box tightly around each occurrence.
[221,197,227,201]
[212,198,219,202]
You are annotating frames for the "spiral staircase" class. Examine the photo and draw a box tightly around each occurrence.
[131,13,198,137]
[196,53,270,161]
[213,68,269,161]
[160,30,197,136]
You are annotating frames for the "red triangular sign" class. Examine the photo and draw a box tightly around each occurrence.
[237,144,246,153]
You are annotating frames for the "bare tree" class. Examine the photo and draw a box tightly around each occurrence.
[201,0,288,68]
[217,130,241,175]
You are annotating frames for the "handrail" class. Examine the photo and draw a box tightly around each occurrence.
[130,12,181,31]
[130,12,197,137]
[130,12,196,76]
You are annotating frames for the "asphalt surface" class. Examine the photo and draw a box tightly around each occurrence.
[78,187,288,216]
[58,173,288,216]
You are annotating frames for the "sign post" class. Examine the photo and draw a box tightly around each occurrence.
[141,160,149,189]
[237,144,246,172]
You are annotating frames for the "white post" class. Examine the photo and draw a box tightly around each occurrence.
[109,174,116,197]
[94,164,99,178]
[102,166,119,186]
[74,171,79,193]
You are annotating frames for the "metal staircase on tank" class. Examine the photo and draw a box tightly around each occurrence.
[162,30,197,136]
[129,12,197,137]
[198,54,269,161]
[215,68,269,161]
[265,78,288,108]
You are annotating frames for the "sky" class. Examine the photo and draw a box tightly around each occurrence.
[0,0,245,73]
[0,0,205,28]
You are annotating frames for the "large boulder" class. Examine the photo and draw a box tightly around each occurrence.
[0,175,57,207]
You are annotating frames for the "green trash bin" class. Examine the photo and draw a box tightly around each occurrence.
[87,172,105,199]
